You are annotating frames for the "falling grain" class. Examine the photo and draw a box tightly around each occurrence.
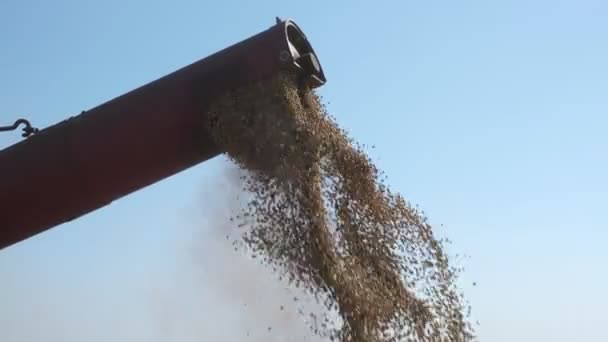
[205,73,475,342]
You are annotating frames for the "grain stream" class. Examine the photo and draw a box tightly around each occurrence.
[205,73,475,342]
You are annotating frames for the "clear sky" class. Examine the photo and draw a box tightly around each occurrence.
[1,0,607,341]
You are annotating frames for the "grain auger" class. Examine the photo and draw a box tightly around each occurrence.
[0,18,326,250]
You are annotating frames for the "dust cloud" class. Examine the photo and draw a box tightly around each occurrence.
[158,161,338,341]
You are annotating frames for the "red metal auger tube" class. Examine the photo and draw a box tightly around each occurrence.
[0,19,327,250]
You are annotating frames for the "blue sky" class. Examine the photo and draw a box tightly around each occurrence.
[1,0,607,341]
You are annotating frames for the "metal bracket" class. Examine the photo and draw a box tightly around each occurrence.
[0,118,39,138]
